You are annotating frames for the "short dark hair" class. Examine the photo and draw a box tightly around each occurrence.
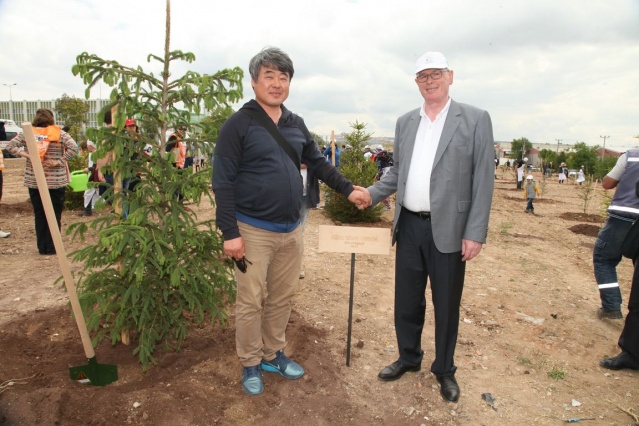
[32,109,55,127]
[248,47,294,82]
[62,125,71,132]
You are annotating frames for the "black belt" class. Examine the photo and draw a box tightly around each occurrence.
[402,207,431,220]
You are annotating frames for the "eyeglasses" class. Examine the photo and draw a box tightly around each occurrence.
[415,69,448,83]
[233,256,252,273]
[179,127,187,131]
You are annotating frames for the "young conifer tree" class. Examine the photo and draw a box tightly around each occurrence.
[324,120,383,223]
[67,0,243,369]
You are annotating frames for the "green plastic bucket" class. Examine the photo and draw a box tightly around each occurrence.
[69,170,89,192]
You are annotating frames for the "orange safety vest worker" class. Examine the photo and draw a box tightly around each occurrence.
[168,133,187,169]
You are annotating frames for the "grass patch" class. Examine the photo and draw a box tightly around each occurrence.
[500,222,514,235]
[517,355,534,367]
[547,366,567,380]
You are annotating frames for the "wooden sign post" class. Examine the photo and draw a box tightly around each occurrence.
[318,225,391,366]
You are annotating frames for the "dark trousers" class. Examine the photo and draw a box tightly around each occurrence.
[99,173,114,198]
[593,216,632,311]
[394,208,466,378]
[619,261,639,361]
[29,187,65,254]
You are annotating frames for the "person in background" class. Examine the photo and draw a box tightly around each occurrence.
[515,157,527,189]
[6,108,79,254]
[0,121,10,238]
[363,145,373,161]
[355,51,494,403]
[298,160,320,279]
[166,124,188,203]
[323,143,341,168]
[212,47,366,396]
[166,125,187,169]
[577,166,586,185]
[122,119,145,194]
[592,149,639,320]
[374,148,393,210]
[558,164,566,184]
[78,140,102,217]
[523,174,541,214]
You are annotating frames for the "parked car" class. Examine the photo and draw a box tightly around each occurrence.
[568,169,577,178]
[1,118,22,158]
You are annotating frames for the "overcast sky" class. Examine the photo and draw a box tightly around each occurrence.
[1,0,638,150]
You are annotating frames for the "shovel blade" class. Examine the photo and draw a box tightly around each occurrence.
[69,357,118,386]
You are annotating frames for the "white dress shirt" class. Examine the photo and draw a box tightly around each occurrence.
[403,98,451,213]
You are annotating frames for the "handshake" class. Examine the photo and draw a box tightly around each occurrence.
[348,186,373,210]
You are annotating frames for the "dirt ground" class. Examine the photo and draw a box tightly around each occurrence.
[1,158,637,426]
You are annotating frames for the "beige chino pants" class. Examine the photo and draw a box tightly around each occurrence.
[235,222,303,367]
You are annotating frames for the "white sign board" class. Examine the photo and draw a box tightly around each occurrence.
[318,225,391,255]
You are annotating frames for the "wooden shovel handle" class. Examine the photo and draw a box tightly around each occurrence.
[22,123,96,359]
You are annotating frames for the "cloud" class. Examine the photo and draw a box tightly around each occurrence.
[1,0,638,149]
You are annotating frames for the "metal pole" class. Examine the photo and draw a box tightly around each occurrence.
[346,252,356,366]
[600,135,609,161]
[3,83,17,122]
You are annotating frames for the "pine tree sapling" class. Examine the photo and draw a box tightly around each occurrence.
[324,121,383,223]
[67,0,243,370]
[577,175,595,214]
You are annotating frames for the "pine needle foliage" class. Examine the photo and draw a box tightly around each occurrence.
[65,0,243,370]
[323,121,383,223]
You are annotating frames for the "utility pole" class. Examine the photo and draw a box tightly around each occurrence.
[600,135,609,161]
[3,83,17,122]
[555,138,562,154]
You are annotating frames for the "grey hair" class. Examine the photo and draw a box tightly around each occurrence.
[248,47,294,81]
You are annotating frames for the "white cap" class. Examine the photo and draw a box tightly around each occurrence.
[376,144,384,150]
[526,175,533,180]
[87,140,96,148]
[523,157,528,162]
[415,52,449,73]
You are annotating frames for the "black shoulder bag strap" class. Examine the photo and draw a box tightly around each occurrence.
[241,108,300,171]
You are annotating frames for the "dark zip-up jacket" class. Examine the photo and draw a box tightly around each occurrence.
[212,100,353,240]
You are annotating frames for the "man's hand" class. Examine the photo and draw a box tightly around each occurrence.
[348,186,372,209]
[224,237,244,259]
[461,239,483,262]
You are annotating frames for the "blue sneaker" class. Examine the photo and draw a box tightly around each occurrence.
[261,350,304,379]
[241,365,264,395]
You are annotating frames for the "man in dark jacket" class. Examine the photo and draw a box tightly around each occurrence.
[212,47,366,395]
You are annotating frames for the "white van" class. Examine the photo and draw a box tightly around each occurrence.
[1,118,23,155]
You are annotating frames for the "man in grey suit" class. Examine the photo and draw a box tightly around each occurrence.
[357,51,494,403]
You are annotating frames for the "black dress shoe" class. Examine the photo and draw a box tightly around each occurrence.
[600,352,639,371]
[437,376,460,402]
[378,360,420,381]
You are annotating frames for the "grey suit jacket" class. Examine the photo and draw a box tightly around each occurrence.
[368,99,495,253]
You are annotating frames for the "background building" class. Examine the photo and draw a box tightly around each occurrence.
[0,98,110,128]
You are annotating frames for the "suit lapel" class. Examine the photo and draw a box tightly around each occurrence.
[433,100,461,169]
